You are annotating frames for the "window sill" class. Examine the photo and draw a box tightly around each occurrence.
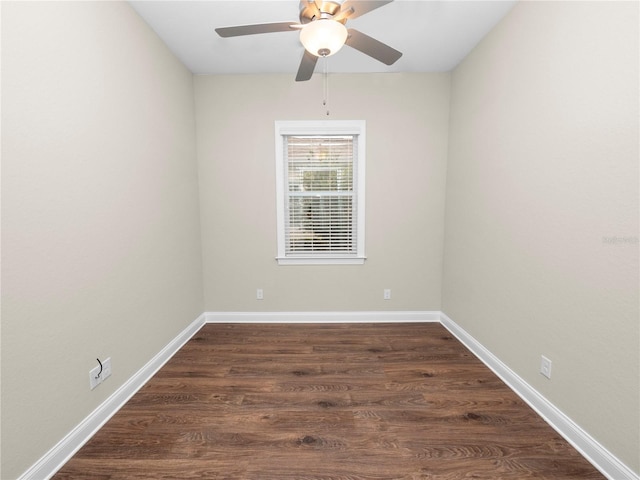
[276,256,366,265]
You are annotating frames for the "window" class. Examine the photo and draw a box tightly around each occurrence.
[275,120,366,265]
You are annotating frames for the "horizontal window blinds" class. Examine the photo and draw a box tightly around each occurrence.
[284,135,357,254]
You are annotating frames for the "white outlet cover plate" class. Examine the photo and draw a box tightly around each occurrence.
[540,355,552,379]
[102,357,112,381]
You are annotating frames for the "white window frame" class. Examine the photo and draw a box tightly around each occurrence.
[275,120,366,265]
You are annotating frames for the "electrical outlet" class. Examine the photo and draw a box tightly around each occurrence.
[383,289,391,300]
[540,355,552,379]
[256,288,264,300]
[89,364,102,390]
[102,357,112,381]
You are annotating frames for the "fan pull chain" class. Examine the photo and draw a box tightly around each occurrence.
[323,55,329,116]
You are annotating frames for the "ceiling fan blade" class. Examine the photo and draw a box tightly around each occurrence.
[215,22,299,38]
[295,50,318,81]
[345,28,402,65]
[339,0,393,20]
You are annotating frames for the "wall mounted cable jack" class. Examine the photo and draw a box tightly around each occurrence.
[89,357,112,390]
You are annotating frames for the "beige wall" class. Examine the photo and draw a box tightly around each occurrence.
[443,1,639,473]
[195,73,450,312]
[1,2,203,478]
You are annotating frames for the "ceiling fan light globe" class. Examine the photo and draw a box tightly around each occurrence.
[299,19,348,57]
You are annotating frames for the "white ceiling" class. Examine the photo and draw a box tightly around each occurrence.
[129,0,517,76]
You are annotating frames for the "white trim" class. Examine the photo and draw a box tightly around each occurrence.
[18,314,206,480]
[439,312,639,480]
[275,120,366,136]
[205,310,440,324]
[275,256,366,265]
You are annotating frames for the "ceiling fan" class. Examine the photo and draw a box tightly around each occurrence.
[215,0,402,81]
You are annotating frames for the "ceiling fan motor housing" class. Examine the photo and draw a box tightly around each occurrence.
[299,1,346,24]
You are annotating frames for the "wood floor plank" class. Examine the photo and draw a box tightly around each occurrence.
[53,323,605,479]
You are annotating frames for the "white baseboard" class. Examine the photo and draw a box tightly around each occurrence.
[439,312,639,480]
[19,314,206,480]
[20,311,637,480]
[205,310,440,323]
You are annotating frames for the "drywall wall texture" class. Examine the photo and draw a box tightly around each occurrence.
[443,1,639,473]
[1,2,204,478]
[195,73,450,312]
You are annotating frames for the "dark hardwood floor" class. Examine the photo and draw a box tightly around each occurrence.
[54,323,605,479]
